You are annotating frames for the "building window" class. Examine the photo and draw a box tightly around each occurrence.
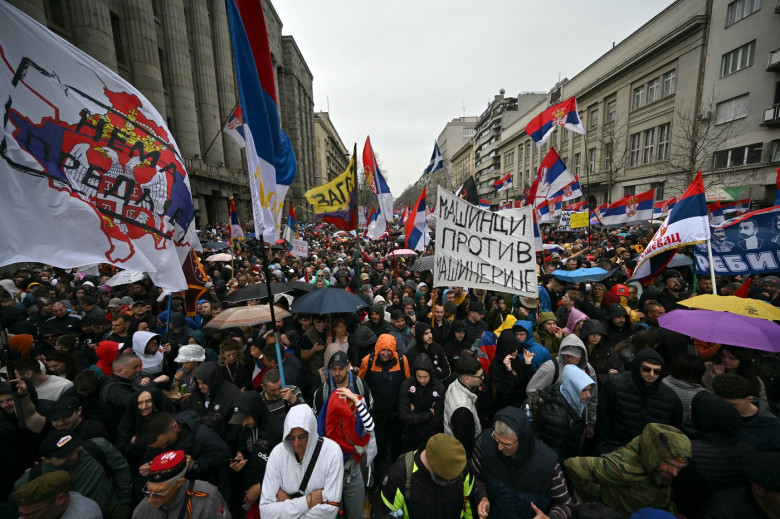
[604,142,613,171]
[721,41,756,76]
[623,185,636,197]
[633,86,645,110]
[504,152,514,167]
[713,143,763,169]
[590,109,599,129]
[771,140,780,162]
[551,131,557,147]
[716,94,749,124]
[643,129,655,164]
[650,182,665,200]
[726,0,760,26]
[629,133,641,166]
[657,123,671,161]
[662,70,676,97]
[606,100,617,122]
[574,153,581,176]
[588,148,596,173]
[647,79,659,104]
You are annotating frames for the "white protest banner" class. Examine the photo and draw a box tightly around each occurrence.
[434,189,538,297]
[290,239,308,258]
[358,206,368,231]
[558,211,572,231]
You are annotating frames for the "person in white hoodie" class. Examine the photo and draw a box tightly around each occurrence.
[131,330,165,377]
[259,405,343,519]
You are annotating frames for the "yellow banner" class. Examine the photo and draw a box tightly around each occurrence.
[570,211,589,229]
[304,156,356,214]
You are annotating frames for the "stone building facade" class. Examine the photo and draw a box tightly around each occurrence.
[6,0,316,227]
[313,112,349,185]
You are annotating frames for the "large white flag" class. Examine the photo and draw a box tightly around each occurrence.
[0,3,199,291]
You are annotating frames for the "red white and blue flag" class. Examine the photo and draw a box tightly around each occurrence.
[405,188,430,251]
[283,205,299,245]
[631,172,710,282]
[479,199,491,209]
[566,200,588,212]
[494,173,513,192]
[223,104,245,148]
[0,3,199,291]
[535,200,551,223]
[525,97,585,146]
[229,197,244,242]
[600,189,656,227]
[362,136,394,220]
[654,197,677,218]
[527,148,580,207]
[226,0,297,242]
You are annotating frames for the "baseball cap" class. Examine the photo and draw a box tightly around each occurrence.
[762,275,780,288]
[328,351,349,369]
[49,397,81,420]
[390,309,405,320]
[468,300,487,315]
[360,273,370,281]
[40,432,82,459]
[107,298,123,308]
[148,450,188,483]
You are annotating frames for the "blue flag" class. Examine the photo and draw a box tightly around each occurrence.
[424,141,444,174]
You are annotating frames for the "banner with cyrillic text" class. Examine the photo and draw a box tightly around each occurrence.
[434,189,538,297]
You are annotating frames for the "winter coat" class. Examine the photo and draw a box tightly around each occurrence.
[233,391,283,491]
[398,353,445,450]
[181,361,242,435]
[533,365,593,460]
[490,330,534,410]
[661,376,707,423]
[526,335,599,424]
[358,334,410,419]
[131,480,230,519]
[259,405,344,519]
[675,391,754,519]
[533,312,567,357]
[596,349,683,452]
[604,304,632,349]
[512,320,551,371]
[405,322,451,380]
[580,319,623,381]
[444,378,481,440]
[115,388,176,462]
[565,423,692,517]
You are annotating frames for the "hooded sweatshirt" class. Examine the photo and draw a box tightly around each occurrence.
[259,405,344,519]
[130,331,163,375]
[95,340,120,375]
[580,319,622,378]
[533,312,567,357]
[563,308,589,335]
[512,320,551,371]
[405,322,450,379]
[234,391,283,490]
[182,361,241,434]
[565,423,691,517]
[398,353,444,450]
[527,334,599,424]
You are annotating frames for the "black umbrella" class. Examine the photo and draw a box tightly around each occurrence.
[410,255,435,272]
[226,281,314,303]
[290,287,368,315]
[203,240,230,250]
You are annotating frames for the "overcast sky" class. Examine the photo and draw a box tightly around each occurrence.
[273,0,676,195]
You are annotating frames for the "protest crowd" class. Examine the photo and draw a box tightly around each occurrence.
[1,218,779,519]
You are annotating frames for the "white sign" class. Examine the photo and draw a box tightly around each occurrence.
[558,211,572,231]
[434,189,538,297]
[290,239,308,258]
[358,206,368,230]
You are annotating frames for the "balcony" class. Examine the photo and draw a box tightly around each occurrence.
[761,106,780,126]
[768,50,780,72]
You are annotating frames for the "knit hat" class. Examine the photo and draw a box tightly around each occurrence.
[148,450,188,483]
[425,433,466,480]
[11,471,70,506]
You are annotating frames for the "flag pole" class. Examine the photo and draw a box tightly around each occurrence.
[258,226,286,388]
[203,101,239,160]
[705,238,717,295]
[353,144,362,295]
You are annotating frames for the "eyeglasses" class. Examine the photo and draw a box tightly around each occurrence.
[468,373,485,380]
[285,432,309,443]
[491,431,518,449]
[640,366,662,375]
[142,482,178,499]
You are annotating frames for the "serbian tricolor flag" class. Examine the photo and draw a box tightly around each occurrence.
[630,172,710,282]
[566,200,588,212]
[226,0,296,242]
[362,137,394,219]
[722,198,750,215]
[708,201,726,225]
[399,204,410,226]
[549,195,564,217]
[223,104,245,148]
[229,197,244,242]
[479,199,491,209]
[525,96,585,146]
[600,189,655,227]
[654,197,677,218]
[527,148,580,206]
[494,173,513,192]
[535,200,551,223]
[283,205,299,244]
[551,174,583,202]
[405,188,430,251]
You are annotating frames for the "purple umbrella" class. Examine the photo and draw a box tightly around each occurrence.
[658,310,780,353]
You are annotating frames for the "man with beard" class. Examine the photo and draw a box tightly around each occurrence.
[736,219,764,250]
[656,269,686,313]
[565,423,691,517]
[261,368,304,423]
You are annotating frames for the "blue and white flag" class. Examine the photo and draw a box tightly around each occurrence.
[424,141,444,174]
[695,205,780,276]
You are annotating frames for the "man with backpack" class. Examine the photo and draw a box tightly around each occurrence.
[380,433,489,519]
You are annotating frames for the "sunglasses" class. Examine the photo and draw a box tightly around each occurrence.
[641,366,662,375]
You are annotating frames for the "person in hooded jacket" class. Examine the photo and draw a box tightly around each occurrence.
[579,319,623,383]
[228,391,283,514]
[526,335,599,432]
[443,320,470,368]
[532,364,595,461]
[399,353,445,451]
[471,407,573,519]
[181,361,242,435]
[405,322,451,380]
[565,423,692,517]
[562,307,589,337]
[512,320,551,372]
[259,405,343,519]
[131,330,165,377]
[490,330,535,412]
[603,303,632,349]
[596,349,683,454]
[673,391,754,519]
[533,312,567,358]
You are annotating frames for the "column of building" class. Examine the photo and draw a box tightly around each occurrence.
[67,0,118,73]
[124,0,166,118]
